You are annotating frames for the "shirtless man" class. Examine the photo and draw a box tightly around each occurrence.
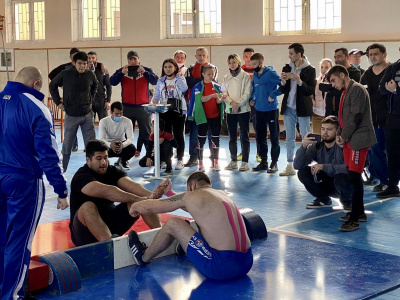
[128,172,253,280]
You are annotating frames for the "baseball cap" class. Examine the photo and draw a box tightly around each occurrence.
[127,50,139,59]
[349,49,365,56]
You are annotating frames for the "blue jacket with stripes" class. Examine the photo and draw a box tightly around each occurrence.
[0,81,68,198]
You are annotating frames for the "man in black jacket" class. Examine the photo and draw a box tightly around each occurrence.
[88,51,112,121]
[377,48,400,198]
[49,51,98,172]
[279,43,316,176]
[361,43,390,193]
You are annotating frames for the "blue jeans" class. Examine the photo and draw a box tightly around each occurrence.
[368,126,389,185]
[283,107,311,162]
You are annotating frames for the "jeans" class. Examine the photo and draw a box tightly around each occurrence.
[368,126,389,185]
[297,167,352,206]
[227,112,250,162]
[255,109,280,164]
[283,106,311,162]
[62,112,95,172]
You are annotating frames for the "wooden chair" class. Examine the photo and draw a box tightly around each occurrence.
[47,97,64,142]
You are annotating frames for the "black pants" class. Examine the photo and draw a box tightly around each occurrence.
[255,109,280,163]
[297,167,352,205]
[139,141,173,167]
[123,105,151,153]
[197,117,221,160]
[227,112,250,162]
[160,111,185,161]
[108,144,136,164]
[92,101,108,121]
[386,128,400,188]
[348,170,365,221]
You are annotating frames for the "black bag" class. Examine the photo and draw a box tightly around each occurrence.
[167,97,182,113]
[164,81,182,113]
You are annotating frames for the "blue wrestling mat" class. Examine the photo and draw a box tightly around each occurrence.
[36,232,400,300]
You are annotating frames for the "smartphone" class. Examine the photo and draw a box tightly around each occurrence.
[308,133,321,142]
[285,72,293,79]
[128,66,139,77]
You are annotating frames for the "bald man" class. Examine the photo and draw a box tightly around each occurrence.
[0,67,69,299]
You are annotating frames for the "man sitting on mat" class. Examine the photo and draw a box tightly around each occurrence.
[128,172,253,280]
[69,139,167,246]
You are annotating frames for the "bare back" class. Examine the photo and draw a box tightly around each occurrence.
[184,187,251,252]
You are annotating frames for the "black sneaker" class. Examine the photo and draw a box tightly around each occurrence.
[342,203,352,212]
[376,187,400,198]
[252,162,268,171]
[339,212,367,222]
[267,162,278,173]
[184,159,198,167]
[164,167,173,175]
[72,145,78,152]
[306,199,332,209]
[339,220,360,232]
[121,160,130,169]
[114,158,121,166]
[373,183,387,192]
[128,230,149,266]
[363,176,379,185]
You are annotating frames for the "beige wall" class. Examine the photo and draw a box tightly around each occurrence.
[0,0,399,101]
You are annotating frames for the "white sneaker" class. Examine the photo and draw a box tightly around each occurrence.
[279,164,296,176]
[214,164,221,171]
[198,165,205,172]
[239,162,249,172]
[161,161,167,169]
[224,161,238,170]
[175,160,184,170]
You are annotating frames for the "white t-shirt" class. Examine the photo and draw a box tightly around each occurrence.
[98,116,134,148]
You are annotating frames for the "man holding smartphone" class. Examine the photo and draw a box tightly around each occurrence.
[110,50,158,158]
[99,101,136,169]
[294,116,352,210]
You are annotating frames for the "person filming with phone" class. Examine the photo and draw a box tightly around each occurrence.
[99,101,136,169]
[293,116,352,210]
[110,50,159,158]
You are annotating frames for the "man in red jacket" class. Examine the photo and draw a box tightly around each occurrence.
[110,50,159,156]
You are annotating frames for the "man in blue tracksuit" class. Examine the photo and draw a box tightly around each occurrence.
[0,67,69,300]
[249,53,282,172]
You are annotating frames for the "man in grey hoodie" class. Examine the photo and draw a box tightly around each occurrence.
[279,43,316,176]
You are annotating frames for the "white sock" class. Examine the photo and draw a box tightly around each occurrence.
[288,162,293,167]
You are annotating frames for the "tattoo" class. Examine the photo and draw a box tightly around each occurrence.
[161,192,185,202]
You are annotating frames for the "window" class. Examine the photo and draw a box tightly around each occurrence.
[76,0,120,41]
[9,0,45,42]
[266,0,341,35]
[164,0,221,39]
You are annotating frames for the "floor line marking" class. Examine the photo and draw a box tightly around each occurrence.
[275,197,397,229]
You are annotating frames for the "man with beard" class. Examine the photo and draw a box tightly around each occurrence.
[294,116,352,211]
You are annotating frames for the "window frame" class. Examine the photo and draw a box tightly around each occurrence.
[266,0,341,36]
[166,0,221,39]
[77,0,120,41]
[10,0,45,42]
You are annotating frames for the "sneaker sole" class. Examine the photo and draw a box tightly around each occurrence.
[306,205,332,209]
[339,226,360,232]
[339,217,367,222]
[376,193,400,198]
